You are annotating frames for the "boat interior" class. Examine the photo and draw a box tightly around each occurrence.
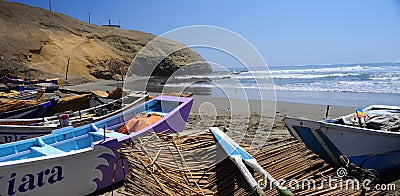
[325,105,400,131]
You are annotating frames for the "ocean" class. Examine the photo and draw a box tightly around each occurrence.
[134,62,400,107]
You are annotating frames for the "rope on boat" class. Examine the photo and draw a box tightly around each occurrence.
[111,147,128,196]
[339,155,379,185]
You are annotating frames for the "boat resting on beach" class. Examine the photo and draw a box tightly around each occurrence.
[0,93,148,144]
[0,95,193,195]
[0,98,58,119]
[284,105,400,183]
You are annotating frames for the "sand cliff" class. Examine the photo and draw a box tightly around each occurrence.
[0,1,211,82]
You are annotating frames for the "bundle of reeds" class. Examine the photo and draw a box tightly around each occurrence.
[53,93,91,113]
[117,131,385,196]
[0,98,40,113]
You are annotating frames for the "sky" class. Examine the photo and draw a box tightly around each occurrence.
[9,0,400,67]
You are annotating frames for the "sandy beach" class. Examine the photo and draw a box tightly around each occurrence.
[182,95,354,147]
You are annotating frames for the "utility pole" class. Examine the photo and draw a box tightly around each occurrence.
[88,12,91,24]
[65,58,70,81]
[48,0,52,12]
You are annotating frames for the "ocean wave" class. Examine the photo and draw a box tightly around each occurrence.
[274,85,400,94]
[272,73,359,79]
[267,65,396,75]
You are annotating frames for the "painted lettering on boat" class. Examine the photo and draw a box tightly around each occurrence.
[5,165,64,195]
[1,135,28,144]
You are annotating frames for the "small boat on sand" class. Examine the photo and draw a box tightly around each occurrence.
[284,105,400,183]
[0,98,58,119]
[0,95,193,195]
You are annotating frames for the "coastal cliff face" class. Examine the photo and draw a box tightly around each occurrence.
[0,1,211,82]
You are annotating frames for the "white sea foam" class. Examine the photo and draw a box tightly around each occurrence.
[268,65,389,75]
[272,73,359,79]
[165,63,400,94]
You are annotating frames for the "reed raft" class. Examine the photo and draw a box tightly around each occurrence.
[117,131,386,195]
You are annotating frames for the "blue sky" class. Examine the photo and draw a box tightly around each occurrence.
[10,0,400,67]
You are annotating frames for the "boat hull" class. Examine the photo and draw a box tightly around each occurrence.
[285,116,400,183]
[0,138,125,195]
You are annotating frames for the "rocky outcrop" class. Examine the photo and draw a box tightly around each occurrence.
[0,1,211,81]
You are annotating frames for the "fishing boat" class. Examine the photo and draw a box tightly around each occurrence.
[0,98,58,119]
[284,105,400,183]
[2,76,62,92]
[0,93,148,144]
[16,83,60,93]
[1,75,61,86]
[0,95,193,195]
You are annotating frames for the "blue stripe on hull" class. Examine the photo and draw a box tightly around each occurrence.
[349,150,400,183]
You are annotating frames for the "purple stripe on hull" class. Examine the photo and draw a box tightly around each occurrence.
[152,96,193,133]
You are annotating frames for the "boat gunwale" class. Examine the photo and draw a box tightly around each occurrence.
[285,116,400,137]
[323,121,400,136]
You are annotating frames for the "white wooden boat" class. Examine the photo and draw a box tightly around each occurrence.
[285,105,400,183]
